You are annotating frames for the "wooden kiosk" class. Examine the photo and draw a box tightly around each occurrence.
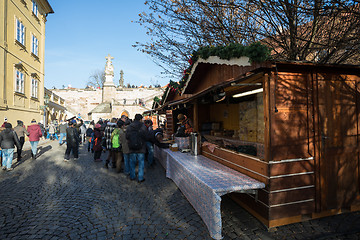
[154,56,360,228]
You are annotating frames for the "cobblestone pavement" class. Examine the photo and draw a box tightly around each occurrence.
[0,141,359,240]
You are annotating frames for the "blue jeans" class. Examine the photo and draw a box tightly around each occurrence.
[2,148,15,169]
[123,153,130,175]
[59,133,66,144]
[145,142,154,167]
[30,141,39,156]
[129,153,145,181]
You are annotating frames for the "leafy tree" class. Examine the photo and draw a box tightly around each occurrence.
[87,70,105,88]
[134,0,360,80]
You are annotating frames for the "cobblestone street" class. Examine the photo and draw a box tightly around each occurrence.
[0,141,359,240]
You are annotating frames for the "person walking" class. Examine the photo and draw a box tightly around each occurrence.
[79,120,86,145]
[27,119,43,160]
[48,122,58,140]
[38,121,46,139]
[13,120,29,161]
[64,120,80,162]
[126,114,147,182]
[93,123,103,162]
[119,119,131,176]
[0,123,21,171]
[58,120,68,145]
[104,118,117,168]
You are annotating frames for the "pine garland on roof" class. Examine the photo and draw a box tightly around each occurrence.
[160,42,271,106]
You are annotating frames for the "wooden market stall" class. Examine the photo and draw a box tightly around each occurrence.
[156,57,360,228]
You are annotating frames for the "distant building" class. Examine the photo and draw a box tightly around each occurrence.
[0,0,54,125]
[52,54,163,121]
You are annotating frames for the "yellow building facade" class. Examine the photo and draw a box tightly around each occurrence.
[0,0,53,126]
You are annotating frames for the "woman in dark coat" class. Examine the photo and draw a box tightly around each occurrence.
[0,123,21,171]
[93,124,103,162]
[64,120,80,161]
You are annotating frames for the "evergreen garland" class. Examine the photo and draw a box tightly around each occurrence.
[160,43,271,105]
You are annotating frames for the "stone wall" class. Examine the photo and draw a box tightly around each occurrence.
[52,87,163,120]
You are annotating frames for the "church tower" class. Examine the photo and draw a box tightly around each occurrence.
[102,54,116,103]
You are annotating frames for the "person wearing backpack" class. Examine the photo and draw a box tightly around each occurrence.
[111,121,123,173]
[126,114,147,182]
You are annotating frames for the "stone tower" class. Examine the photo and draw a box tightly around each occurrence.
[102,54,116,103]
[119,70,124,88]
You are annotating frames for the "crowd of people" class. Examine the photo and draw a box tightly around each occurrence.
[0,115,168,182]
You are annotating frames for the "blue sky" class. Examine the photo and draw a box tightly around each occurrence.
[45,1,166,89]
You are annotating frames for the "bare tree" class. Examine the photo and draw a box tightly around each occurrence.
[134,0,360,79]
[87,70,105,88]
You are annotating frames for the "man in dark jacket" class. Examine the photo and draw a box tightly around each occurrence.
[126,114,147,182]
[0,123,21,171]
[64,120,80,161]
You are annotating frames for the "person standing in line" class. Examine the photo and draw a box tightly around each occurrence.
[119,119,131,176]
[86,121,94,152]
[144,119,155,168]
[126,114,147,183]
[64,120,80,162]
[27,119,43,160]
[0,123,21,171]
[111,121,123,173]
[13,120,29,161]
[104,118,117,168]
[93,123,103,162]
[58,120,68,145]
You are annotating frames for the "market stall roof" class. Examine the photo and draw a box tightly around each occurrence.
[155,60,360,113]
[181,56,252,95]
[155,70,266,113]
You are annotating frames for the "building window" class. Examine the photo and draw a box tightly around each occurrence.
[31,78,39,98]
[32,34,39,56]
[15,70,25,94]
[16,19,25,45]
[32,0,38,17]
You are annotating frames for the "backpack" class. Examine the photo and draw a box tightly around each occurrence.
[112,130,120,149]
[86,128,93,137]
[127,129,143,150]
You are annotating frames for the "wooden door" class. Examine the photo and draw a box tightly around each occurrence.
[317,74,360,210]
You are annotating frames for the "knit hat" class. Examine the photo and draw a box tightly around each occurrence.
[4,123,12,128]
[177,114,185,121]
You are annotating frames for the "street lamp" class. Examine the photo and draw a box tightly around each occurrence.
[43,95,50,126]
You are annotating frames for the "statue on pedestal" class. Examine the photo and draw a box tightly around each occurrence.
[105,54,114,78]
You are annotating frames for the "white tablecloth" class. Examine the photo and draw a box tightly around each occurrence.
[154,146,265,239]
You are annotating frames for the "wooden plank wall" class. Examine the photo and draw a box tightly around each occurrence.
[267,70,315,225]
